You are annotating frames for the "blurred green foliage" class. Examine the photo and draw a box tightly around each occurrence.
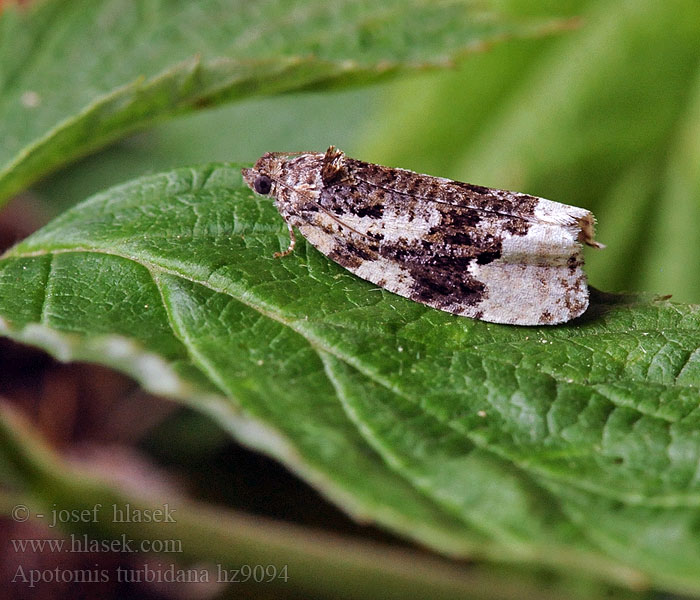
[361,0,700,304]
[3,2,700,597]
[35,0,700,304]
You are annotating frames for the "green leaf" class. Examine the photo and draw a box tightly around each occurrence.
[3,164,700,593]
[0,404,638,600]
[33,87,387,217]
[0,0,569,206]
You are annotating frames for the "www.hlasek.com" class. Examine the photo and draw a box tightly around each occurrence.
[12,533,182,554]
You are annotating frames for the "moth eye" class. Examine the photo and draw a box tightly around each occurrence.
[254,175,273,195]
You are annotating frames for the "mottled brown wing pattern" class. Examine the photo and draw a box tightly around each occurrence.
[242,147,600,325]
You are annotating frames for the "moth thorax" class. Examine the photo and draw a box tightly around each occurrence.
[278,152,317,181]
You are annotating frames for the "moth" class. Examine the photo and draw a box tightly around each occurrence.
[242,147,602,326]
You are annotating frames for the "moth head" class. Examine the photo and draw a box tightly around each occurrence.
[242,151,289,196]
[241,171,274,198]
[252,174,272,195]
[243,149,336,198]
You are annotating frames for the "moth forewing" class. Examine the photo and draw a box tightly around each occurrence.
[243,147,601,326]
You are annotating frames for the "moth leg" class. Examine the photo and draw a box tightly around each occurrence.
[274,222,296,258]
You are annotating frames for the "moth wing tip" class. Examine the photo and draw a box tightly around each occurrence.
[575,212,604,248]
